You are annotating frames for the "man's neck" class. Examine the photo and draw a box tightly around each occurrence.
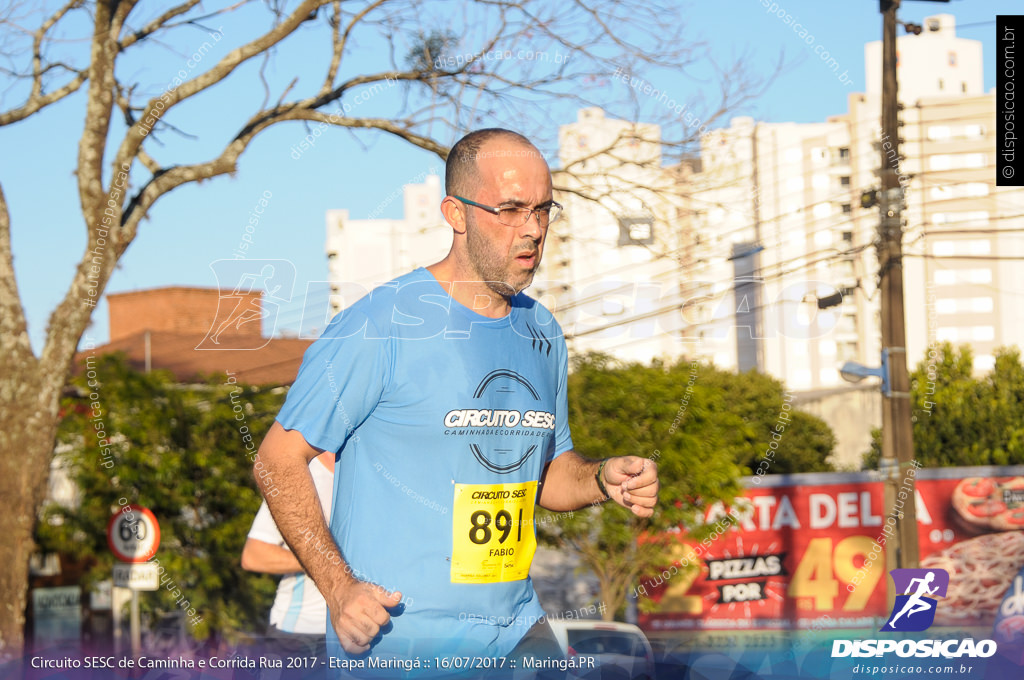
[425,262,513,319]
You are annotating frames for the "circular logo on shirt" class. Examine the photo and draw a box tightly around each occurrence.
[442,370,554,474]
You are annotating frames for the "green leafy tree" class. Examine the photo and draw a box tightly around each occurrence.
[37,355,285,641]
[694,366,836,475]
[539,354,835,620]
[863,343,1024,468]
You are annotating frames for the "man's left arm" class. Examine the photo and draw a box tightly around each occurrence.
[537,450,659,517]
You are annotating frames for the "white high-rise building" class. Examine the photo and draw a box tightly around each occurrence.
[325,173,449,315]
[535,108,687,364]
[687,115,872,386]
[685,14,1022,465]
[865,14,984,104]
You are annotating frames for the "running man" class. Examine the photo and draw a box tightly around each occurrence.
[255,128,660,671]
[210,264,279,344]
[887,572,939,627]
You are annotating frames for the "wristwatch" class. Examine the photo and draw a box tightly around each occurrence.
[595,459,611,501]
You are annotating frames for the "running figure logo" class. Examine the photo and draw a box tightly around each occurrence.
[881,568,949,632]
[196,259,296,350]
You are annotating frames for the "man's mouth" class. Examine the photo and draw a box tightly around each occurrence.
[515,251,537,268]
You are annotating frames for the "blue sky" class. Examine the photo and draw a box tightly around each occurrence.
[1,0,1014,351]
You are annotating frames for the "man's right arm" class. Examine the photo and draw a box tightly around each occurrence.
[256,421,401,653]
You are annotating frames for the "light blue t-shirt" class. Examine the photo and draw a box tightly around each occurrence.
[277,267,573,669]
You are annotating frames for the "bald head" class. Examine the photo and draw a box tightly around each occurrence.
[445,128,542,198]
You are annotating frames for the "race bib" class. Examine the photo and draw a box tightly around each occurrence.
[450,481,537,584]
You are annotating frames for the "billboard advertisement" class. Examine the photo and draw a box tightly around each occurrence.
[640,465,1024,633]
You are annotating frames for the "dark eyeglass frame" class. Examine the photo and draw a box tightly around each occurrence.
[454,195,562,228]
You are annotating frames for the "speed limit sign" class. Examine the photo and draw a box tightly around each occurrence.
[107,504,160,563]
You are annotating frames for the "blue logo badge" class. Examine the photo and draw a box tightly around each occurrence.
[881,568,949,632]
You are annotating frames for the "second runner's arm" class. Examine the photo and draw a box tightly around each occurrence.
[256,422,401,653]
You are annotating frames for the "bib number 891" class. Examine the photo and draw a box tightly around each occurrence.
[469,509,523,545]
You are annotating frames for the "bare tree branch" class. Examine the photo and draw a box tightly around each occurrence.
[112,0,331,172]
[118,1,204,50]
[0,1,88,126]
[319,0,345,97]
[30,0,79,98]
[0,70,86,124]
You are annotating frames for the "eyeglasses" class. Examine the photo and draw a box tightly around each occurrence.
[454,196,563,228]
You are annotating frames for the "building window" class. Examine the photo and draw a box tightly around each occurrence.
[932,211,989,226]
[842,203,852,214]
[929,154,986,171]
[938,78,944,90]
[973,326,995,342]
[842,230,853,243]
[968,268,993,284]
[840,176,851,187]
[964,153,985,168]
[971,297,994,313]
[838,341,858,362]
[618,216,654,246]
[838,147,850,161]
[976,355,996,372]
[966,240,992,255]
[933,270,992,286]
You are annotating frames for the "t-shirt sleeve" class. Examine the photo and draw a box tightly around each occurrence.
[247,500,284,546]
[550,335,574,461]
[276,307,391,453]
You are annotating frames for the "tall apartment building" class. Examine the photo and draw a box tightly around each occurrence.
[325,173,449,315]
[687,115,872,386]
[535,107,687,364]
[686,14,1020,464]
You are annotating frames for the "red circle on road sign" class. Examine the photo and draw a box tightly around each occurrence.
[107,504,160,563]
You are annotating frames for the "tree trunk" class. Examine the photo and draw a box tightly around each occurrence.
[0,358,64,661]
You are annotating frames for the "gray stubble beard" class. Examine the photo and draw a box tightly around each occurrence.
[464,214,539,299]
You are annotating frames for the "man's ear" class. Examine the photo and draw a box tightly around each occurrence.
[441,196,467,235]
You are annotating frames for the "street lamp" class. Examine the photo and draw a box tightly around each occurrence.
[839,349,891,396]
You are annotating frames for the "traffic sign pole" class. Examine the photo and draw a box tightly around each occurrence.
[107,504,160,660]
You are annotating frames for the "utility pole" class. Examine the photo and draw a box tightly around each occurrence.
[878,0,919,571]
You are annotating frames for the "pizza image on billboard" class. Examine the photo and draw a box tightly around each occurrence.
[952,476,1024,533]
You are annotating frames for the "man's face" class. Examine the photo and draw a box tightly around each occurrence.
[462,142,552,298]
